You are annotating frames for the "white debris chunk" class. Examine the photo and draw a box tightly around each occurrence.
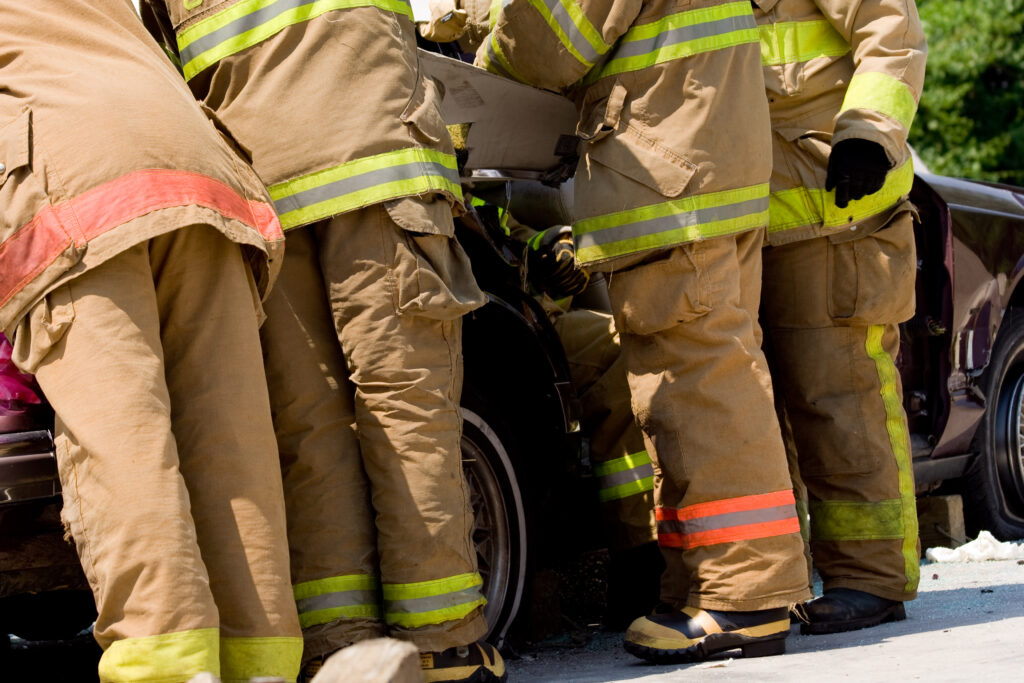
[925,530,1024,562]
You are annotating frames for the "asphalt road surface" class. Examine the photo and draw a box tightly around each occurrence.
[5,556,1022,681]
[506,557,1024,682]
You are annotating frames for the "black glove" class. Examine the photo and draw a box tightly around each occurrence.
[526,226,590,299]
[825,139,891,209]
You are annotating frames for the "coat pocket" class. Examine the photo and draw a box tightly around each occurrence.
[383,198,486,320]
[828,211,917,325]
[586,122,697,198]
[401,74,447,145]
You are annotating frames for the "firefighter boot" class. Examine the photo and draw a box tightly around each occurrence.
[624,606,789,663]
[420,641,506,683]
[798,588,906,635]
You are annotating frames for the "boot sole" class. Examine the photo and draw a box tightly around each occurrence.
[624,631,787,664]
[799,602,906,635]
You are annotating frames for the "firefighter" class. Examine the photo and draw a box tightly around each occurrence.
[0,1,302,681]
[753,0,927,633]
[469,195,663,627]
[139,3,502,681]
[475,0,810,662]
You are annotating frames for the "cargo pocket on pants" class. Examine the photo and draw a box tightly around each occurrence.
[10,284,76,375]
[383,198,486,320]
[827,211,917,325]
[607,244,713,336]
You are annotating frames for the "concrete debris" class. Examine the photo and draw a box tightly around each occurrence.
[925,530,1024,562]
[311,637,423,683]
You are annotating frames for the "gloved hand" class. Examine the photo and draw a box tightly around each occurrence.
[417,0,468,42]
[825,139,892,209]
[526,226,590,299]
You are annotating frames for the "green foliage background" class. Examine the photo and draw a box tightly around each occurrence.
[910,0,1024,184]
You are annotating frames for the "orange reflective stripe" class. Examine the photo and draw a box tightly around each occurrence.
[656,490,799,549]
[0,169,282,308]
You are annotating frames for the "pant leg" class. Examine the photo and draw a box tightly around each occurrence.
[152,226,302,682]
[553,308,655,551]
[761,212,920,602]
[260,227,385,662]
[316,199,488,651]
[16,227,301,683]
[607,229,810,612]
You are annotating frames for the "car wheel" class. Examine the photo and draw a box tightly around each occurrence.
[966,310,1024,540]
[460,407,528,649]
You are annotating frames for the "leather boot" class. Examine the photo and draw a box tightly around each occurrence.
[797,588,906,635]
[624,606,789,663]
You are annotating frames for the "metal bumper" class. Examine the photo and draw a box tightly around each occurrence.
[0,428,58,505]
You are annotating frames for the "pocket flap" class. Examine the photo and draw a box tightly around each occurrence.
[0,109,31,188]
[587,124,696,197]
[401,75,446,144]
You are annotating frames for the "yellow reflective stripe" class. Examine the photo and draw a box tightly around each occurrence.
[268,147,462,229]
[382,573,486,629]
[293,573,379,600]
[221,636,303,682]
[767,158,913,234]
[480,31,531,83]
[98,627,219,683]
[382,572,482,601]
[865,324,920,594]
[593,450,652,478]
[298,604,382,628]
[795,497,810,542]
[590,2,758,82]
[293,573,382,628]
[595,451,654,502]
[758,19,849,66]
[177,0,414,81]
[600,477,655,502]
[809,499,904,540]
[842,72,918,131]
[574,183,769,263]
[526,0,609,69]
[489,0,507,28]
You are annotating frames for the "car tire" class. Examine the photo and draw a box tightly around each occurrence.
[965,310,1024,540]
[460,404,529,649]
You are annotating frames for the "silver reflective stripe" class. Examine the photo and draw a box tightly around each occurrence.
[483,37,516,80]
[541,0,604,65]
[272,159,459,216]
[611,14,755,60]
[657,504,795,535]
[296,589,380,615]
[575,196,768,251]
[182,0,316,66]
[179,0,410,66]
[384,585,484,615]
[600,462,655,489]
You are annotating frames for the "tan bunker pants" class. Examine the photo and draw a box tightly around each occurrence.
[12,227,302,683]
[553,309,655,551]
[761,212,920,602]
[605,230,811,611]
[260,200,488,659]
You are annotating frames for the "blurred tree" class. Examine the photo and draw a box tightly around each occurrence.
[910,0,1024,184]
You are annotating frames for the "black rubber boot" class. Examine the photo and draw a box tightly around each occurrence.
[624,606,789,663]
[798,587,906,635]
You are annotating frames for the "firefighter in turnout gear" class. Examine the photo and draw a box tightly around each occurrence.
[469,194,663,627]
[476,0,811,662]
[753,0,927,633]
[140,2,503,681]
[0,1,303,680]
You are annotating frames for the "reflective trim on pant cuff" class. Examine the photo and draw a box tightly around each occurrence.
[221,635,303,683]
[98,627,219,683]
[866,324,920,593]
[383,573,487,629]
